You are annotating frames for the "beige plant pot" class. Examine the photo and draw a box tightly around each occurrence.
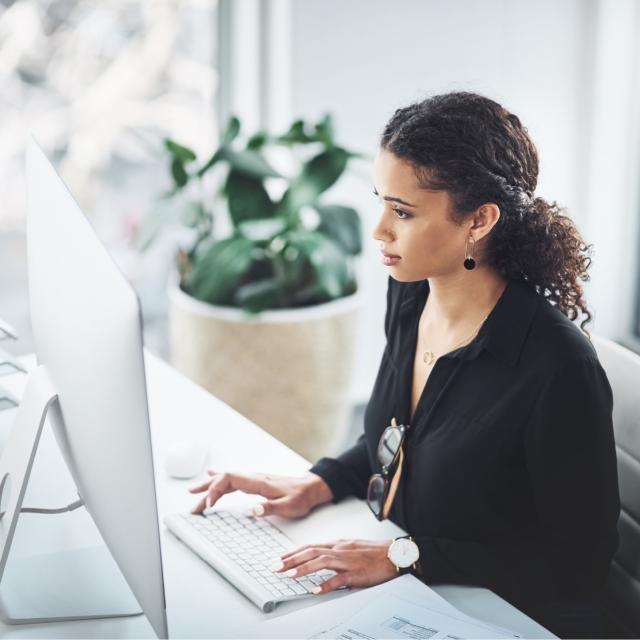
[168,280,362,462]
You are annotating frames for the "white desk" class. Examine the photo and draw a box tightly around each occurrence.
[0,353,553,638]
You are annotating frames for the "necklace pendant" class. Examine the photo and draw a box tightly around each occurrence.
[423,350,435,365]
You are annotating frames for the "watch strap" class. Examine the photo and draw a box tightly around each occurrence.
[396,562,416,576]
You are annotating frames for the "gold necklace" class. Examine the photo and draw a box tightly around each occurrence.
[420,314,489,365]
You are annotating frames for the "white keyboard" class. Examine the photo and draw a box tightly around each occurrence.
[164,510,338,612]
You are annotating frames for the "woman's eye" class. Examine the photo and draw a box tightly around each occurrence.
[393,207,411,219]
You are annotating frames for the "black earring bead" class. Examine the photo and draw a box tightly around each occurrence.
[463,258,476,270]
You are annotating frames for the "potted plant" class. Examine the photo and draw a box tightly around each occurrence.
[140,115,364,461]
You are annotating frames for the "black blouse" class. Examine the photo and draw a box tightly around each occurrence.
[310,276,620,636]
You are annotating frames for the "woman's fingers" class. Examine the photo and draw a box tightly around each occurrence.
[191,497,205,514]
[188,470,220,493]
[313,572,349,594]
[277,546,332,570]
[190,472,285,513]
[274,541,397,592]
[188,470,328,520]
[282,553,348,578]
[280,543,339,562]
[200,474,244,511]
[188,479,213,494]
[280,539,384,561]
[255,496,304,518]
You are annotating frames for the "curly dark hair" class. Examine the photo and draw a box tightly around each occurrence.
[380,91,594,335]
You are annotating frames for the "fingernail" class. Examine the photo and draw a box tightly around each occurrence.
[252,504,265,517]
[283,568,297,577]
[205,497,211,509]
[270,560,283,571]
[312,586,322,595]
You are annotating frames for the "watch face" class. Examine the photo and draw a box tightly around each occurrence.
[389,538,419,568]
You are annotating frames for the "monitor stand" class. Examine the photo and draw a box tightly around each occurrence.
[0,366,142,624]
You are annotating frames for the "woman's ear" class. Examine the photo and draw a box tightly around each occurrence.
[470,204,501,240]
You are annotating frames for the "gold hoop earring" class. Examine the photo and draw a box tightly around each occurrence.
[463,236,476,270]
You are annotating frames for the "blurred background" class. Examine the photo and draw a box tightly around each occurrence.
[2,0,639,456]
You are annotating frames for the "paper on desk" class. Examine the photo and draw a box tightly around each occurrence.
[255,575,522,639]
[308,592,520,639]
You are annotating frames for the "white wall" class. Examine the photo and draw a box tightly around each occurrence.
[288,0,613,402]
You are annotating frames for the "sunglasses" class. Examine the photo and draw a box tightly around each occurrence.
[367,417,408,521]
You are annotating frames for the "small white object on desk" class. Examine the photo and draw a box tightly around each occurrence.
[164,439,207,479]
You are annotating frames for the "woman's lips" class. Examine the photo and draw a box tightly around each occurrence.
[381,251,401,266]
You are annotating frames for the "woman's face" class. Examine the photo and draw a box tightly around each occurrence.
[372,149,471,282]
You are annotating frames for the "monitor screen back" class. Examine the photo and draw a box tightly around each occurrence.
[25,138,168,639]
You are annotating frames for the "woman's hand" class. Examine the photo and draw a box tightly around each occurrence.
[274,539,398,593]
[189,470,333,518]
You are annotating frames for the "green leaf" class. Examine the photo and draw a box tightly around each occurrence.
[222,115,241,145]
[170,158,189,189]
[277,119,312,145]
[286,229,348,299]
[164,139,197,163]
[218,147,282,179]
[247,132,269,150]
[314,114,335,146]
[238,218,287,242]
[224,170,277,226]
[196,149,222,178]
[281,147,349,212]
[186,235,255,304]
[314,204,362,255]
[234,278,282,312]
[279,244,307,286]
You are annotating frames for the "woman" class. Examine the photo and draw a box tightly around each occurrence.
[190,92,620,638]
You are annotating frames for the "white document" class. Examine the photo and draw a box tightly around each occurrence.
[255,575,524,640]
[308,592,521,639]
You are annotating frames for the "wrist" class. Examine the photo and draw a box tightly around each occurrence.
[303,472,334,507]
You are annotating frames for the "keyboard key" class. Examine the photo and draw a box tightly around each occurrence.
[297,579,315,592]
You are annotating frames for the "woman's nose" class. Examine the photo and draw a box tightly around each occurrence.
[372,212,393,242]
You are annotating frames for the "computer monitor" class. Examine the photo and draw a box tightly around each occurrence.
[0,138,168,637]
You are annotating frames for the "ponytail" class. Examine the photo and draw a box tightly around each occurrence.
[487,196,593,335]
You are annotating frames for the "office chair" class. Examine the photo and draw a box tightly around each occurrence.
[590,334,640,638]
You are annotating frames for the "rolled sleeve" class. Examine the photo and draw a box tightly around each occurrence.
[309,435,371,503]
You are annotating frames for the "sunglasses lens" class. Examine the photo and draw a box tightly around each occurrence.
[367,474,386,518]
[377,425,404,467]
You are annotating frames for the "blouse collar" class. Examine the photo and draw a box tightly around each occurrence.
[399,278,542,368]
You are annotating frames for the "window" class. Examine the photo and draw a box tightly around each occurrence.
[0,0,219,352]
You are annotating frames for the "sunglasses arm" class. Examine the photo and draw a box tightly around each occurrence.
[382,445,404,520]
